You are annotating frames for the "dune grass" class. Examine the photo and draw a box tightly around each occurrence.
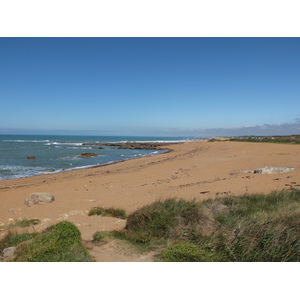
[110,190,300,262]
[8,221,94,262]
[8,218,40,228]
[88,207,127,219]
[0,232,39,257]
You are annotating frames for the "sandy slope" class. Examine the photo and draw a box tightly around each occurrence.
[1,140,300,261]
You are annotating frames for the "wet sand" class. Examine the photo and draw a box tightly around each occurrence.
[1,140,300,242]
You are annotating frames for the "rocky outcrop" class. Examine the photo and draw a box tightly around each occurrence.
[25,192,55,207]
[82,142,177,150]
[253,167,294,174]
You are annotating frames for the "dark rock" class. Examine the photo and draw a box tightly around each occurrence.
[82,142,178,150]
[77,152,99,158]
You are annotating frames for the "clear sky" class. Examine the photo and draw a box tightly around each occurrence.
[0,37,299,137]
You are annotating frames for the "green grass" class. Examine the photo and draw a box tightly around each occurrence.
[0,232,39,256]
[8,218,40,228]
[158,241,222,262]
[109,190,300,261]
[88,207,127,219]
[11,221,94,262]
[124,198,206,245]
[228,135,300,144]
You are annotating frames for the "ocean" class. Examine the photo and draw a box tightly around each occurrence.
[0,135,195,180]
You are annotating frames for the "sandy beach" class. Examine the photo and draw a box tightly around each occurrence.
[1,140,300,260]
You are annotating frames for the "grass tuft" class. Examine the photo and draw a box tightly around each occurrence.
[12,221,94,262]
[0,232,39,257]
[158,241,222,262]
[8,218,40,228]
[88,207,127,219]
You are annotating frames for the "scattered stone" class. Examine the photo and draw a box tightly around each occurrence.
[27,156,36,159]
[254,167,294,174]
[8,208,19,213]
[24,192,55,207]
[3,247,16,261]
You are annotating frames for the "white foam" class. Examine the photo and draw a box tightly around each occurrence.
[52,142,83,146]
[3,139,50,143]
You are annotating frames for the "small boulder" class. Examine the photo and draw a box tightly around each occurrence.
[3,247,16,261]
[25,192,55,207]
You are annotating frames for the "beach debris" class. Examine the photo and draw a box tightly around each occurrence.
[2,247,16,261]
[253,167,294,174]
[24,192,55,207]
[27,156,36,159]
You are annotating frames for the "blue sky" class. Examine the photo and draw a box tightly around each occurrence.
[0,37,299,136]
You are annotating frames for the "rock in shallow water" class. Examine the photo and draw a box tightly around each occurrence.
[77,152,99,158]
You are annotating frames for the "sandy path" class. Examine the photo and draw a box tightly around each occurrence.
[1,140,300,261]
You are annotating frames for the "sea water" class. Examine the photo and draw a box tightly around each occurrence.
[0,135,195,180]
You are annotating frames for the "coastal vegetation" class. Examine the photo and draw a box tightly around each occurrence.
[1,221,94,262]
[88,207,127,219]
[209,135,300,144]
[0,232,39,254]
[2,190,300,262]
[8,218,40,228]
[96,190,300,262]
